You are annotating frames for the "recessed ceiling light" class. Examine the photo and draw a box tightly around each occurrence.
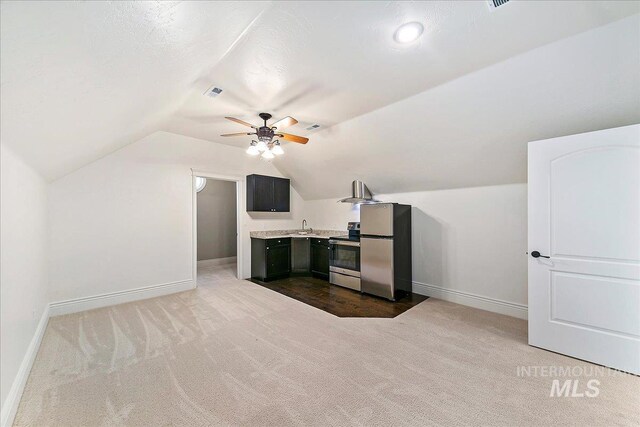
[394,22,424,44]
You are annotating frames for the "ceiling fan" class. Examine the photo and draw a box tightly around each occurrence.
[221,112,309,159]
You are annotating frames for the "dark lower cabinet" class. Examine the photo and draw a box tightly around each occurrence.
[310,238,330,279]
[251,237,330,281]
[251,238,291,281]
[291,238,310,275]
[266,245,291,277]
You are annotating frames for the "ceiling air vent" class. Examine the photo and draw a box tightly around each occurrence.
[487,0,510,9]
[306,124,320,131]
[203,86,223,98]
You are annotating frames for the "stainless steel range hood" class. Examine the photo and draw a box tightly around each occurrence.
[338,180,379,204]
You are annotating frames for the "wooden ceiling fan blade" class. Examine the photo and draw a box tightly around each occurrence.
[270,116,298,130]
[225,117,257,128]
[278,132,309,144]
[220,132,255,137]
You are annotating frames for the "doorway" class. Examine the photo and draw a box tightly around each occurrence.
[193,173,242,285]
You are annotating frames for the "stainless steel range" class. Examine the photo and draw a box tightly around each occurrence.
[328,222,361,291]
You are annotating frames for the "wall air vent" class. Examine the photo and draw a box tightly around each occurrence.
[203,86,223,98]
[487,0,510,9]
[306,124,320,131]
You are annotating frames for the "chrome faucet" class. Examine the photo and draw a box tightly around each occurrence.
[302,219,307,231]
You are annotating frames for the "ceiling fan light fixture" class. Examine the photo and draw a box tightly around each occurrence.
[261,150,275,160]
[256,140,268,152]
[246,141,260,156]
[272,141,284,155]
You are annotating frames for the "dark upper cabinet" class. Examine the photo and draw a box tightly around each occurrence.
[273,178,291,212]
[246,174,290,212]
[251,175,274,211]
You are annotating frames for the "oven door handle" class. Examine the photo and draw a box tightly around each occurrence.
[328,240,360,247]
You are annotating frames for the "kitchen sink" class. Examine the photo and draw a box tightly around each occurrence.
[289,232,317,237]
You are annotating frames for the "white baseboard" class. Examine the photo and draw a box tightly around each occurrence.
[412,281,528,320]
[49,279,195,316]
[197,256,237,267]
[1,305,49,427]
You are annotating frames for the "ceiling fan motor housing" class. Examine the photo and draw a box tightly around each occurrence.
[257,113,275,142]
[257,126,275,142]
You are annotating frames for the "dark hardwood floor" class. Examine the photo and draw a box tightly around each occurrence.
[250,275,428,318]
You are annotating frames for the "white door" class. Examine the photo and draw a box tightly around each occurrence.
[528,124,640,374]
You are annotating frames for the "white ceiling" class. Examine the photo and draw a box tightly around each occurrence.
[277,14,640,199]
[2,1,639,199]
[1,1,269,179]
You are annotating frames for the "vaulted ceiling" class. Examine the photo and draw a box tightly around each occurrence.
[2,1,639,199]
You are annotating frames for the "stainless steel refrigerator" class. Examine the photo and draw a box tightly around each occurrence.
[360,203,412,300]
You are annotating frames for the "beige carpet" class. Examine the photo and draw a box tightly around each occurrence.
[14,263,640,426]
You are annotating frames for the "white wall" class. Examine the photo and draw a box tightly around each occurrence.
[0,144,49,417]
[303,184,528,318]
[46,130,527,317]
[49,131,305,303]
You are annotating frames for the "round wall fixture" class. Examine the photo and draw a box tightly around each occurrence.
[394,22,424,44]
[195,176,207,192]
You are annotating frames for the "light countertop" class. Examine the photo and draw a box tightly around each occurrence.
[250,229,346,240]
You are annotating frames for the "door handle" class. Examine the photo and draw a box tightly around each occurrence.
[530,251,550,259]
